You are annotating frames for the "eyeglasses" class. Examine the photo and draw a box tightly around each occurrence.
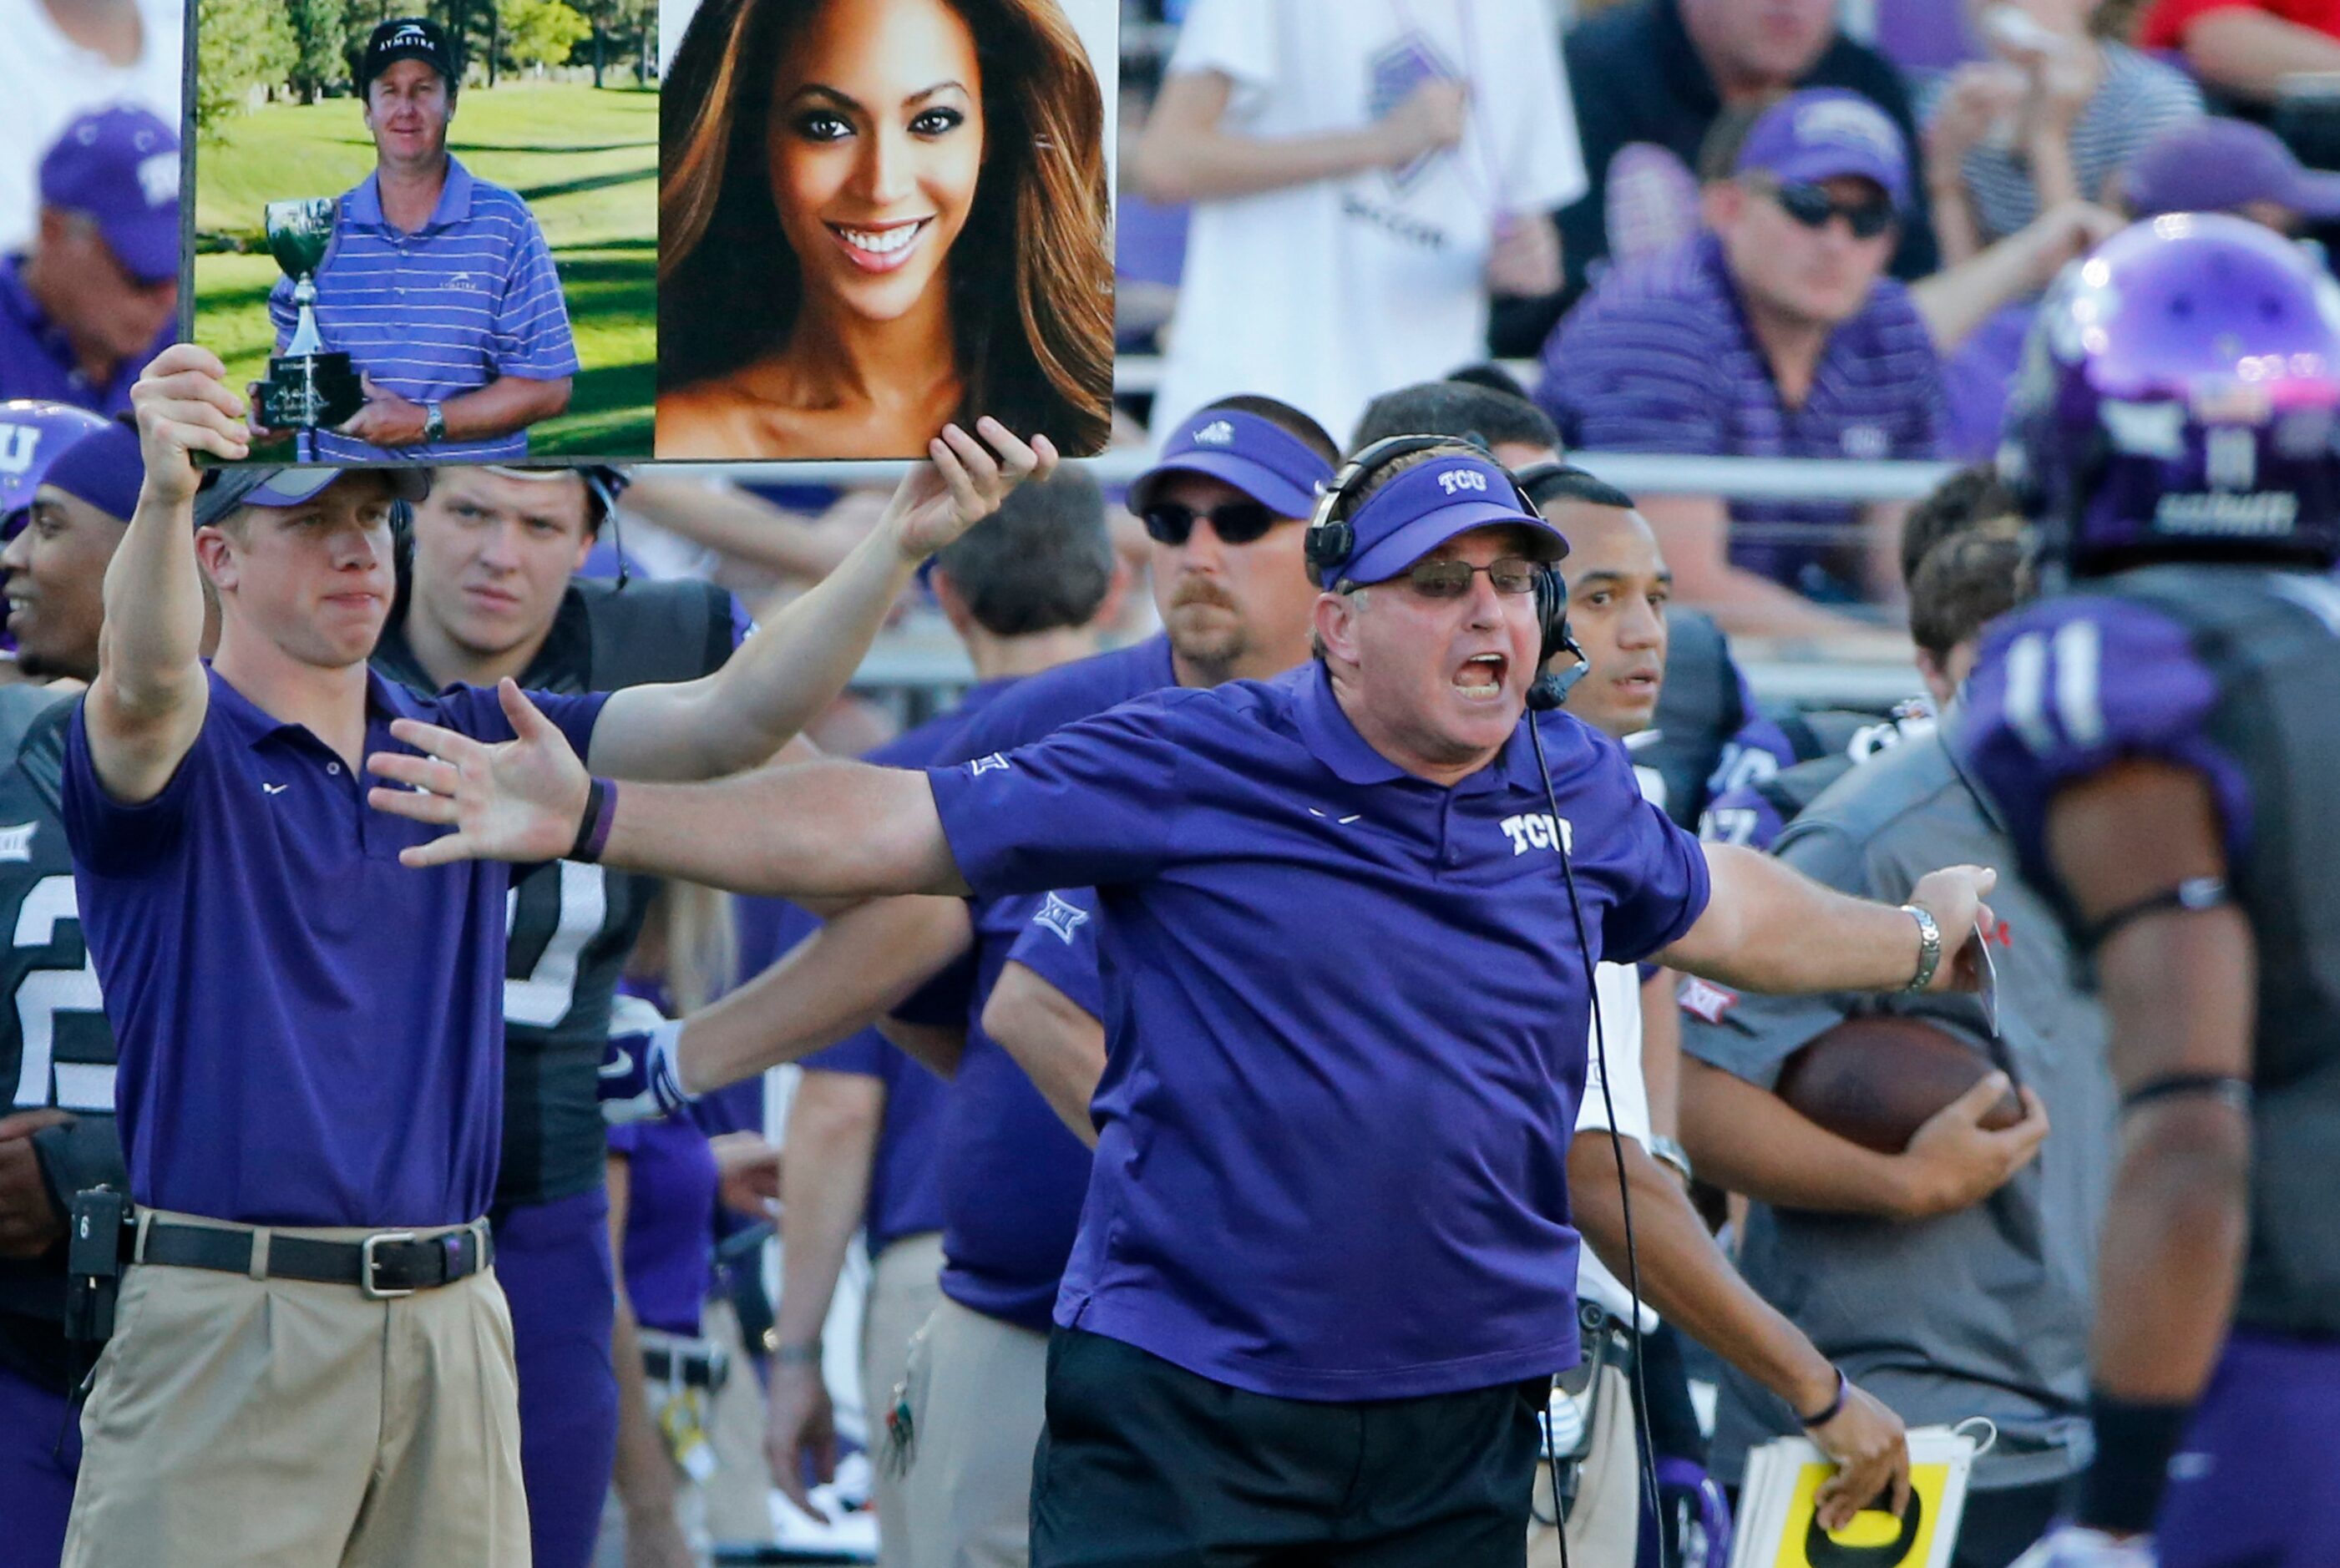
[1365,557,1543,599]
[1769,182,1897,240]
[1140,500,1284,547]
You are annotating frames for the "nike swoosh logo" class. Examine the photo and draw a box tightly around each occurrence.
[599,1053,632,1080]
[261,783,288,796]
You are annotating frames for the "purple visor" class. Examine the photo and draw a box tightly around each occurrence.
[1334,454,1568,589]
[194,465,430,527]
[1130,407,1334,519]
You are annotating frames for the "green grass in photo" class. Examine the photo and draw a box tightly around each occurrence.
[192,81,656,458]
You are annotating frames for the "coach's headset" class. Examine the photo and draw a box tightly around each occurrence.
[1308,438,1659,1555]
[1303,437,1588,710]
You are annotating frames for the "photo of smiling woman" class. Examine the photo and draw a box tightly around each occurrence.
[656,0,1116,458]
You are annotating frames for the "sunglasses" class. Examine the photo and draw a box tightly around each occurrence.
[1140,500,1284,547]
[1770,182,1897,240]
[1371,557,1544,599]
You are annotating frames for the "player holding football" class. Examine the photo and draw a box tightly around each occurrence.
[1962,215,2340,1566]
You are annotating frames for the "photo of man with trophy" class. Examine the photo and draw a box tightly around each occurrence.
[253,18,580,463]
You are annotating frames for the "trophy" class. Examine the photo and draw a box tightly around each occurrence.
[256,199,364,432]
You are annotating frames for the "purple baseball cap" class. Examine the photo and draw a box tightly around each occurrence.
[38,106,181,286]
[0,402,112,528]
[2121,119,2340,223]
[194,466,430,528]
[1130,406,1335,519]
[1735,89,1912,210]
[37,422,144,524]
[1333,453,1568,589]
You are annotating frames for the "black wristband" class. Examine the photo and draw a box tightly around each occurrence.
[569,776,614,863]
[2076,1392,2191,1535]
[1796,1367,1849,1428]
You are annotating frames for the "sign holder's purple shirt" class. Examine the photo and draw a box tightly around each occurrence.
[927,664,1710,1401]
[924,635,1178,1333]
[61,667,607,1227]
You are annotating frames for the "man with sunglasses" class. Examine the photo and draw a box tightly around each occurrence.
[1537,89,1947,641]
[372,438,2005,1566]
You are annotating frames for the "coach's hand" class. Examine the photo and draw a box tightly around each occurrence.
[0,1108,68,1258]
[131,344,250,503]
[884,417,1058,561]
[1807,1378,1910,1534]
[1907,866,2000,994]
[367,678,589,867]
[337,375,429,448]
[766,1358,838,1522]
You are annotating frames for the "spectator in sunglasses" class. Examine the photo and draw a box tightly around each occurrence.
[1536,90,1949,641]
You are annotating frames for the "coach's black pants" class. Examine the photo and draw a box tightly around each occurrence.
[1030,1327,1551,1568]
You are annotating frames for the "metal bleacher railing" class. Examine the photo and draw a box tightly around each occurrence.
[665,358,1956,714]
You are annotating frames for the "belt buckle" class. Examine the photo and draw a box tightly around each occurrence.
[360,1231,418,1300]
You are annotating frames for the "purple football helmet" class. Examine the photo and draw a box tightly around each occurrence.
[0,401,113,534]
[2003,213,2340,578]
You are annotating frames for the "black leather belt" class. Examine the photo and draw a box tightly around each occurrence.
[642,1338,731,1392]
[137,1219,492,1301]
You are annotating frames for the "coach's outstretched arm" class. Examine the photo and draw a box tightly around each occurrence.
[1664,842,1998,997]
[86,346,249,802]
[369,684,965,898]
[581,421,1056,783]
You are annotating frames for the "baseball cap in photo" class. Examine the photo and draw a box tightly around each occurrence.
[38,105,182,286]
[195,467,430,529]
[360,18,458,93]
[1334,453,1568,590]
[1735,89,1912,210]
[0,402,112,524]
[2122,119,2340,223]
[1129,407,1335,519]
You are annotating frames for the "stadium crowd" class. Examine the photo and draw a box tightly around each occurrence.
[2,3,2337,1568]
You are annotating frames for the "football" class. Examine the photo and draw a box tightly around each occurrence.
[1774,1014,2023,1155]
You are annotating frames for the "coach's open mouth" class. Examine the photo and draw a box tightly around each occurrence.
[1456,652,1507,700]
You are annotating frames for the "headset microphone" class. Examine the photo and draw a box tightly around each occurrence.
[1527,630,1590,712]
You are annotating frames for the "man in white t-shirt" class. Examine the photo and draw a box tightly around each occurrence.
[0,0,183,257]
[1132,0,1588,447]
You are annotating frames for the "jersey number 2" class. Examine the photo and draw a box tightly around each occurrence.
[8,873,110,1113]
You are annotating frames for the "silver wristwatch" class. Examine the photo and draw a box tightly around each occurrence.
[1901,903,1942,992]
[421,402,446,444]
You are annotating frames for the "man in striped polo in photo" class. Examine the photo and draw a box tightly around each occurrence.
[258,18,578,463]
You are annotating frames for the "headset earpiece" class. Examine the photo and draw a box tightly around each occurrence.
[1306,435,1466,586]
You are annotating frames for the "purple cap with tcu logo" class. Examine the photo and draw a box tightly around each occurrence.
[1735,88,1912,210]
[38,105,181,286]
[1335,453,1568,589]
[2003,213,2340,576]
[1131,406,1334,519]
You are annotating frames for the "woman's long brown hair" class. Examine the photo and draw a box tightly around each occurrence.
[659,0,1113,453]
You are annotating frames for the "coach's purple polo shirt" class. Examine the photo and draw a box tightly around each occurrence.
[1535,231,1945,600]
[927,664,1710,1400]
[61,666,607,1227]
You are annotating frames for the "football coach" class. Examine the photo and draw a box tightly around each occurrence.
[372,439,2000,1565]
[257,18,579,463]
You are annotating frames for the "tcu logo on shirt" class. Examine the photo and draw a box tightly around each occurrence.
[1436,468,1489,496]
[1192,420,1234,447]
[1498,812,1573,857]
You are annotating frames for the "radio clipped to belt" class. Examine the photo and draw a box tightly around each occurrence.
[1535,1301,1638,1526]
[63,1188,133,1357]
